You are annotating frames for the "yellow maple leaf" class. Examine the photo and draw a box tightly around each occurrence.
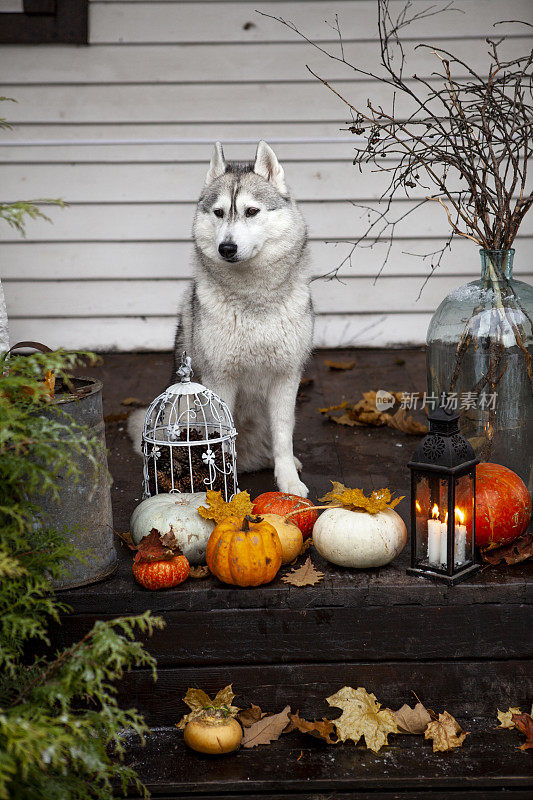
[198,490,254,525]
[424,711,469,752]
[327,686,399,752]
[176,684,240,729]
[496,707,521,729]
[318,482,404,514]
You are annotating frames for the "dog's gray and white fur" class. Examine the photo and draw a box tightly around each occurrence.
[130,141,313,496]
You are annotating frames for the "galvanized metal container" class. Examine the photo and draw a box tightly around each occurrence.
[39,376,117,590]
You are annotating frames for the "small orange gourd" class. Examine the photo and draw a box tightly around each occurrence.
[206,515,282,586]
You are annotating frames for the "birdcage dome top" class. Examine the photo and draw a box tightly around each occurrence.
[142,354,236,447]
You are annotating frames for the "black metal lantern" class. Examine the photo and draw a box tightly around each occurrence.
[407,401,480,584]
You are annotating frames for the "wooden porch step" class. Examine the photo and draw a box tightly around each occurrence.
[58,351,532,797]
[122,720,532,798]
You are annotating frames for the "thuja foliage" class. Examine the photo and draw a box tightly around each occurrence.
[0,351,164,799]
[0,98,63,235]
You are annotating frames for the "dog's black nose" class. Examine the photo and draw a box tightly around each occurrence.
[218,241,238,260]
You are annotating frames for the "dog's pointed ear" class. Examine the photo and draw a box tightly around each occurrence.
[253,140,287,195]
[205,141,226,185]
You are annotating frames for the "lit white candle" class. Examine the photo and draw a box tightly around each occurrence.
[427,504,441,565]
[454,507,467,564]
[440,512,448,566]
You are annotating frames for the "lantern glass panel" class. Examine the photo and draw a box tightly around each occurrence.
[453,472,475,567]
[413,471,450,569]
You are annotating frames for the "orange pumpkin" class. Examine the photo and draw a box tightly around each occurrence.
[206,515,282,586]
[133,554,190,590]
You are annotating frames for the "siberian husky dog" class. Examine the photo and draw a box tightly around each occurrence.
[130,141,313,496]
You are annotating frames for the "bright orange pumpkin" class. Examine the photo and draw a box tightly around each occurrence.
[132,554,190,590]
[206,515,282,586]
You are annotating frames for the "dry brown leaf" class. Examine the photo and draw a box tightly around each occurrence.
[242,705,291,748]
[319,390,427,435]
[383,407,428,435]
[189,565,210,579]
[133,528,181,564]
[44,369,55,400]
[288,711,338,744]
[325,359,356,371]
[318,482,404,515]
[238,704,264,728]
[512,712,533,750]
[424,711,469,752]
[281,557,324,587]
[115,530,136,550]
[177,684,240,729]
[482,533,533,565]
[121,396,147,407]
[393,703,432,734]
[327,687,399,752]
[497,707,521,729]
[198,490,254,525]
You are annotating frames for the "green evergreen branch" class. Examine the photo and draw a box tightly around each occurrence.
[0,352,163,798]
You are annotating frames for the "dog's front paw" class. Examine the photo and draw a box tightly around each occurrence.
[275,459,308,497]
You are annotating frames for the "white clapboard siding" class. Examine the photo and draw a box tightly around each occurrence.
[2,80,446,124]
[2,0,532,351]
[7,313,434,351]
[4,238,532,280]
[10,273,531,318]
[10,161,523,203]
[2,201,532,242]
[0,37,522,84]
[89,1,532,44]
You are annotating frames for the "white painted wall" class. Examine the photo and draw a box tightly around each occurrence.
[1,0,532,351]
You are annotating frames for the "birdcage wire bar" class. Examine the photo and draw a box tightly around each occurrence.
[141,355,238,500]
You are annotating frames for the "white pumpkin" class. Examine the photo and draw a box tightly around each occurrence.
[130,492,215,565]
[313,507,407,568]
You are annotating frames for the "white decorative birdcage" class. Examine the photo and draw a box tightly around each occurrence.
[141,354,238,500]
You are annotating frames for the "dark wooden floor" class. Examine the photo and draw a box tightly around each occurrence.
[62,348,532,799]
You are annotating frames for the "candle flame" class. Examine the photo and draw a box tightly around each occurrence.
[415,500,421,513]
[431,503,439,519]
[455,507,465,524]
[444,512,448,524]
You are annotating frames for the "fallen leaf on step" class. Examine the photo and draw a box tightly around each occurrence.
[281,557,324,587]
[482,533,533,565]
[324,359,355,371]
[382,407,428,435]
[242,705,291,748]
[188,565,210,579]
[393,702,432,734]
[496,707,521,729]
[288,711,338,744]
[238,704,264,728]
[424,711,468,752]
[319,390,427,435]
[327,687,399,752]
[121,396,146,407]
[511,712,533,750]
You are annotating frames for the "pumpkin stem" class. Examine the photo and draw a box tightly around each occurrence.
[242,514,263,531]
[283,504,341,522]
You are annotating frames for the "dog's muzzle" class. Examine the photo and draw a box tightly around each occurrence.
[218,241,238,261]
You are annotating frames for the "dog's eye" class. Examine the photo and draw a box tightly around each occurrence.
[213,209,224,218]
[245,207,260,217]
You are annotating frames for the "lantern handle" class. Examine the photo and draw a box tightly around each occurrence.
[176,351,193,383]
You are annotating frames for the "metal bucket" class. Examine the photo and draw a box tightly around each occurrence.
[39,376,117,590]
